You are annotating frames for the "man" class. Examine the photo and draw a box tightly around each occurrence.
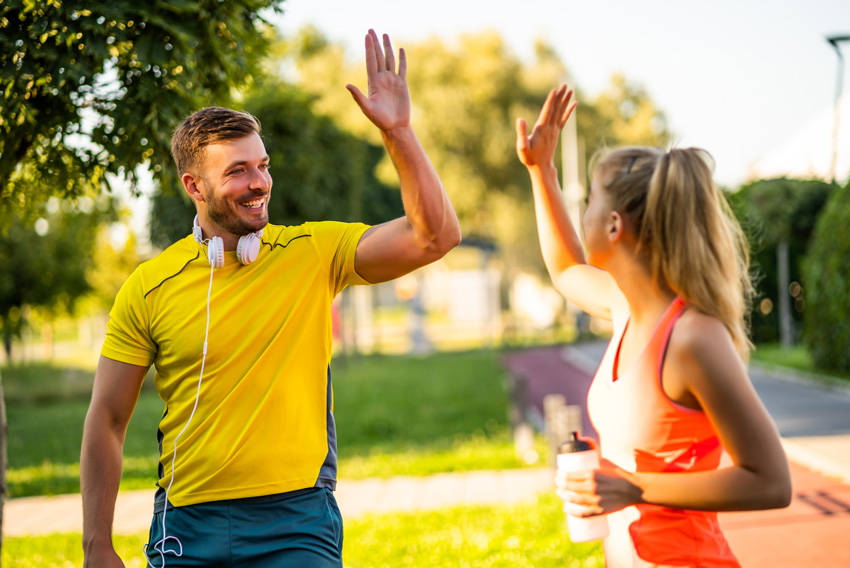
[81,30,461,567]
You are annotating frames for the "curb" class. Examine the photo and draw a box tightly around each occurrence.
[748,360,850,397]
[780,438,850,485]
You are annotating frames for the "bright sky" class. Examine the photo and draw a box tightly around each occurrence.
[268,0,850,187]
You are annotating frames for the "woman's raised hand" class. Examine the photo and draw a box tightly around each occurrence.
[516,85,577,169]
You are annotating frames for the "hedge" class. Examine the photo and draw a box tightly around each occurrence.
[803,181,850,371]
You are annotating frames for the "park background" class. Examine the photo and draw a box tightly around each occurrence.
[2,0,850,565]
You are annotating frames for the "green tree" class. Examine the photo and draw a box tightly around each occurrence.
[803,181,850,372]
[728,178,833,345]
[0,199,110,358]
[577,73,670,174]
[150,81,401,247]
[0,0,280,222]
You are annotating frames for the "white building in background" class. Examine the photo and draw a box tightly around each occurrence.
[747,95,850,184]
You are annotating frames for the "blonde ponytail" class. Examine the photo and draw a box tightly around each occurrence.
[595,147,754,359]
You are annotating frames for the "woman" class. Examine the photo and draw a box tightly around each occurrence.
[516,85,791,567]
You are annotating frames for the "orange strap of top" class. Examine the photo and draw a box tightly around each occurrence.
[656,296,688,380]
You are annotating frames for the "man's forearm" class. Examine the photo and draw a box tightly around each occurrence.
[382,125,461,253]
[80,409,125,555]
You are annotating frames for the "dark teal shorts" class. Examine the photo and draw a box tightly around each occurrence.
[145,488,343,567]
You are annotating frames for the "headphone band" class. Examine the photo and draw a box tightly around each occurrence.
[192,215,263,267]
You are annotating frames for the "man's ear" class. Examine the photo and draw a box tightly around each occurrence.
[182,173,204,203]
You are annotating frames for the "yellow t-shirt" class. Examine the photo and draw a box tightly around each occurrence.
[102,221,370,507]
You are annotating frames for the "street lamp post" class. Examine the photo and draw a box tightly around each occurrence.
[826,34,850,183]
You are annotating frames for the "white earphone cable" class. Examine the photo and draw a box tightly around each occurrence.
[145,254,215,567]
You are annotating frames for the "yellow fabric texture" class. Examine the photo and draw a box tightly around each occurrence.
[102,221,370,507]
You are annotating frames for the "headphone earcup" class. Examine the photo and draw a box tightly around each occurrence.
[236,232,261,265]
[208,236,225,268]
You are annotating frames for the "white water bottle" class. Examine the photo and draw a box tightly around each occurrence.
[557,431,609,542]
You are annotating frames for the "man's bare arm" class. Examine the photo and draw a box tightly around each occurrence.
[81,355,149,567]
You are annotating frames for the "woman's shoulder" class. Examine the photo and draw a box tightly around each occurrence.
[675,308,729,344]
[668,307,744,377]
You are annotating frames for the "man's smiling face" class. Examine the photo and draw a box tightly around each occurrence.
[199,132,272,237]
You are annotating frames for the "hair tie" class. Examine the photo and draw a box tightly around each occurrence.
[621,156,638,178]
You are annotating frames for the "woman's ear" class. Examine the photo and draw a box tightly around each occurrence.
[182,173,204,203]
[607,211,625,243]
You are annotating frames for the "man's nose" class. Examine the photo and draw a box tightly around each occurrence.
[249,168,271,191]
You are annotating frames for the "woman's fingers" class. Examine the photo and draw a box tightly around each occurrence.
[557,488,603,516]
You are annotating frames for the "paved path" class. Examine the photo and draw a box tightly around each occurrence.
[5,468,554,538]
[504,341,850,568]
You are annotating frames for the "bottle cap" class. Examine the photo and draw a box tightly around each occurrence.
[558,431,595,454]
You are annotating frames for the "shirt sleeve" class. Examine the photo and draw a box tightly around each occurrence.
[307,221,372,296]
[101,268,157,367]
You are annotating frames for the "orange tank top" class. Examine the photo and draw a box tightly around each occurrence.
[586,297,740,568]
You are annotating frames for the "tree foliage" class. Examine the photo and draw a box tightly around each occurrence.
[150,81,401,248]
[0,0,281,221]
[577,73,670,167]
[802,181,850,371]
[0,197,111,358]
[728,178,833,344]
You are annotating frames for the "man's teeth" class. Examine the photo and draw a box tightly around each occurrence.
[242,199,264,209]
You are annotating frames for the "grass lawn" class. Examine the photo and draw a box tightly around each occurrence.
[750,343,850,383]
[2,493,604,567]
[5,349,544,499]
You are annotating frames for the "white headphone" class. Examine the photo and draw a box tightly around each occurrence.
[192,215,263,268]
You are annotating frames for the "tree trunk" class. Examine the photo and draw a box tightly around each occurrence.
[2,316,11,364]
[0,369,7,565]
[777,240,793,346]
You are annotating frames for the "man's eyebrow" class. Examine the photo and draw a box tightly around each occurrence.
[223,156,270,170]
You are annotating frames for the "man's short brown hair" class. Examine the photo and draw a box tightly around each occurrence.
[171,107,262,176]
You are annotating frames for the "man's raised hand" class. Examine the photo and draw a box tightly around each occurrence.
[346,30,411,133]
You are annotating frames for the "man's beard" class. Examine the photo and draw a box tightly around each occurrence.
[204,182,268,236]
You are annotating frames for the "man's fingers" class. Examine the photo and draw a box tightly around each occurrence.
[398,48,407,80]
[345,84,369,112]
[364,34,378,78]
[383,34,395,72]
[368,29,385,70]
